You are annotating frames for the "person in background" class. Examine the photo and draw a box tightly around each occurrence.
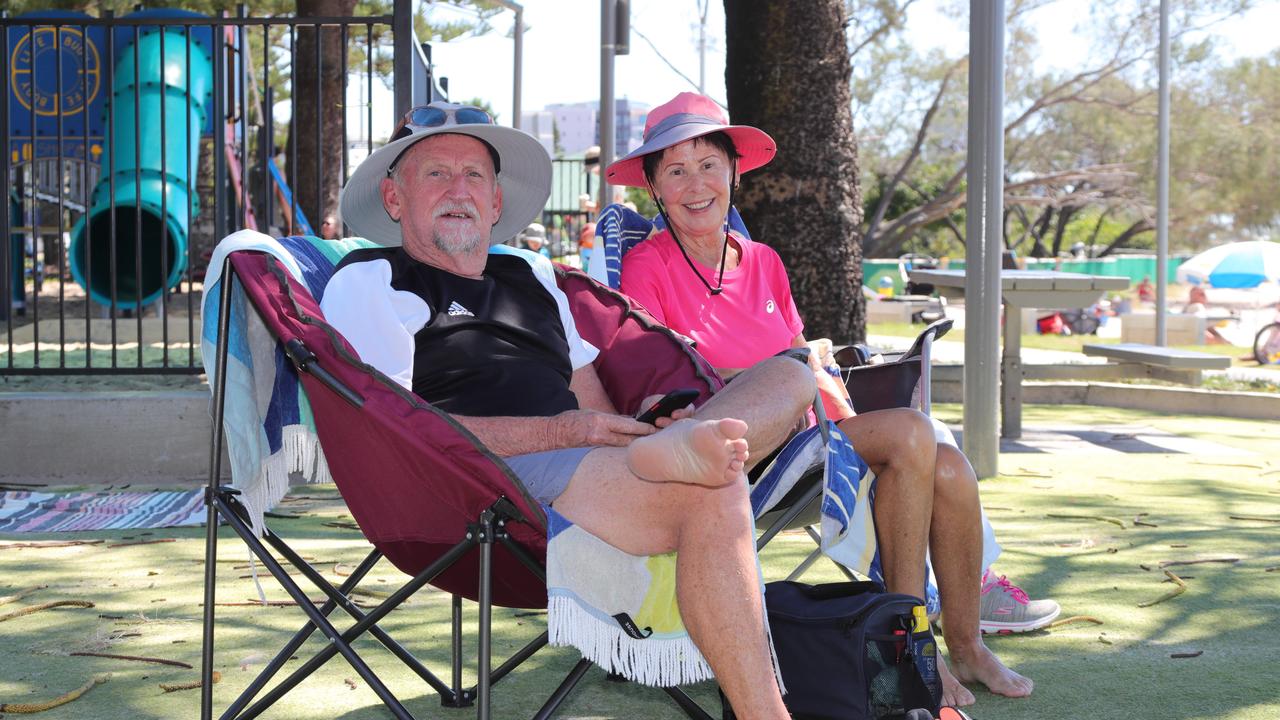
[578,222,597,274]
[320,214,340,240]
[1136,276,1154,303]
[520,222,552,258]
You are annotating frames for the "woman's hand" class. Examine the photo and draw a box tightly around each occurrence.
[550,409,656,448]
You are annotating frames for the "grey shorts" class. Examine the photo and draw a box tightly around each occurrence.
[505,446,594,505]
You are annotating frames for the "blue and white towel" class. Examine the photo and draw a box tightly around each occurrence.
[200,230,376,531]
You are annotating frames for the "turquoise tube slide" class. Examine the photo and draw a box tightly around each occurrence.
[69,11,213,308]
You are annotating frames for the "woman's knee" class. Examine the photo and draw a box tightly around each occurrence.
[934,444,979,504]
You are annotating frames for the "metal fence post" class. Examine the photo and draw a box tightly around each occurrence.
[392,0,412,120]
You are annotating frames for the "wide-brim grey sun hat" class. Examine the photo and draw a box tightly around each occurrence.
[339,102,552,247]
[606,91,775,188]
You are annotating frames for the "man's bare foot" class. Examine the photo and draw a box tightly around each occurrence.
[947,640,1033,699]
[937,655,975,707]
[626,418,749,488]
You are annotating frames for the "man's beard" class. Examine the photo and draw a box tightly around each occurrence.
[431,202,487,254]
[432,228,485,255]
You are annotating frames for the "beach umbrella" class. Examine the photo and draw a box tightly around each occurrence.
[1175,240,1280,289]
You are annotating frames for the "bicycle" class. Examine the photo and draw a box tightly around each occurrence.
[1254,320,1280,365]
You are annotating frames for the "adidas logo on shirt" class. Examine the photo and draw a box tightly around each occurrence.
[447,301,474,317]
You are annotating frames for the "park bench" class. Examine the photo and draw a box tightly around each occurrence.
[1081,342,1231,385]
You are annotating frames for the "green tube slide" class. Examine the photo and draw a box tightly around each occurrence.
[69,23,213,308]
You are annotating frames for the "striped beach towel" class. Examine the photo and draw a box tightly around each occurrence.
[0,489,205,532]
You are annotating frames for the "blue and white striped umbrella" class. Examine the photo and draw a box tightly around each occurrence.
[1176,240,1280,289]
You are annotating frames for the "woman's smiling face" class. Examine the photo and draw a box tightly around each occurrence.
[649,138,735,243]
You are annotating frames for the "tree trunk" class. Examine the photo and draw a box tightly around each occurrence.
[724,0,864,344]
[289,0,355,234]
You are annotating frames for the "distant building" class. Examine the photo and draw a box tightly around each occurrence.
[523,99,650,158]
[521,109,556,156]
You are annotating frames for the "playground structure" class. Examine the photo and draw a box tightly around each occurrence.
[4,7,382,318]
[3,1,532,375]
[67,10,216,308]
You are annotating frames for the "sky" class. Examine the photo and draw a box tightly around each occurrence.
[353,0,1280,142]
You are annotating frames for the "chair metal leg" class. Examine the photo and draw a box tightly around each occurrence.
[441,594,473,708]
[662,686,717,720]
[200,497,220,720]
[476,509,496,720]
[531,658,593,720]
[804,524,855,580]
[214,494,440,720]
[201,257,236,720]
[755,477,823,551]
[261,530,456,700]
[785,544,826,582]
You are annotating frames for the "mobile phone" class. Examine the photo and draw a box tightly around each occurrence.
[635,388,701,425]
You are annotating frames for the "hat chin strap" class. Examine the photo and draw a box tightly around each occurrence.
[650,159,737,297]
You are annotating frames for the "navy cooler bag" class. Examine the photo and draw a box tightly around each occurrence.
[765,581,943,720]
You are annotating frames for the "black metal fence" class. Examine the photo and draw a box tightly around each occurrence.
[1,4,409,375]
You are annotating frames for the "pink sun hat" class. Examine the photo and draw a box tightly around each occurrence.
[605,92,777,188]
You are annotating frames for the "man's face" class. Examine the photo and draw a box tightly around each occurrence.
[380,134,502,258]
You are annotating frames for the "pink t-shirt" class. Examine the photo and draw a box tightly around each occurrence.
[620,229,804,369]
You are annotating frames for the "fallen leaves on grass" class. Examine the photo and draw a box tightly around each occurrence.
[160,671,221,693]
[0,585,47,606]
[0,540,102,550]
[107,538,176,549]
[1134,513,1159,528]
[68,651,192,668]
[0,674,108,712]
[1047,513,1127,529]
[1045,615,1103,629]
[1138,570,1187,608]
[1159,558,1239,568]
[322,521,361,530]
[0,600,95,623]
[1098,634,1113,645]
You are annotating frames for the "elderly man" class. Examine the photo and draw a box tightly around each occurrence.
[322,102,811,719]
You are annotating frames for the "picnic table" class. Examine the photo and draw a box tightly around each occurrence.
[907,269,1130,439]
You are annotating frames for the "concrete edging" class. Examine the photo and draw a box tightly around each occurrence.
[931,378,1280,420]
[0,391,226,484]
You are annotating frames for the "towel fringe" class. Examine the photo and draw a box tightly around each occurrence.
[238,426,328,535]
[547,596,713,688]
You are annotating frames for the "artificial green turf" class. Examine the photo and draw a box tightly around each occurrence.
[1,404,1277,719]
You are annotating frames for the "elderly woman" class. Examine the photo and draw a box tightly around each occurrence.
[610,92,1053,707]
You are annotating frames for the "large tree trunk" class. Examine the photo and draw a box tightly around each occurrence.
[289,0,355,234]
[724,0,864,343]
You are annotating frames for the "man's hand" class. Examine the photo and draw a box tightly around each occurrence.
[637,394,696,429]
[551,409,657,448]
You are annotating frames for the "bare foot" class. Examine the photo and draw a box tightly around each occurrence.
[947,639,1033,700]
[626,418,749,488]
[937,654,975,707]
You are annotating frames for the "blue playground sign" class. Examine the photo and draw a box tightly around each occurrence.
[7,11,107,165]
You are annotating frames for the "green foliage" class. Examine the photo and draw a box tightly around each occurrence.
[625,186,657,220]
[849,0,1273,259]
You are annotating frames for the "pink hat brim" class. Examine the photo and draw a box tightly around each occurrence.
[605,123,776,188]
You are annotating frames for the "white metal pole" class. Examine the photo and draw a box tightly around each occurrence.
[1156,0,1171,345]
[599,0,616,210]
[963,0,1006,478]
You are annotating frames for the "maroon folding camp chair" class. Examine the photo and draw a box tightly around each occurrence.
[200,250,725,720]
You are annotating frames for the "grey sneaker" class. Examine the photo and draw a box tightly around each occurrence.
[978,569,1061,634]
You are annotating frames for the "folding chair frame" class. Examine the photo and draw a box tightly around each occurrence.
[199,254,718,720]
